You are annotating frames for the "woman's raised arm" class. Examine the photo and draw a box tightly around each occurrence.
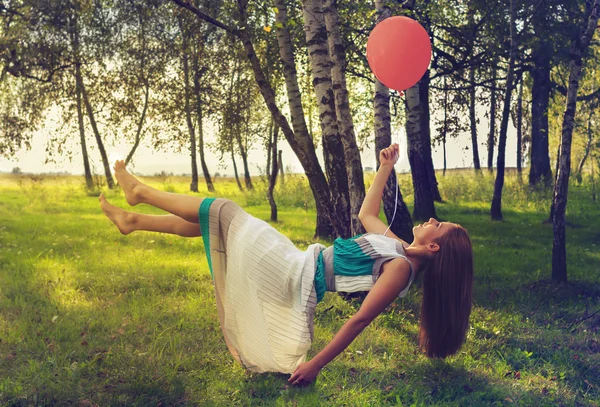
[358,143,399,219]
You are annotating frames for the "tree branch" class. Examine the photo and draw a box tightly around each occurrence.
[553,81,600,101]
[346,67,374,83]
[429,77,506,92]
[3,58,72,83]
[0,5,25,18]
[170,0,237,35]
[566,307,600,332]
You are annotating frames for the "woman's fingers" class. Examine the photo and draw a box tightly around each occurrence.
[380,144,399,163]
[383,145,397,159]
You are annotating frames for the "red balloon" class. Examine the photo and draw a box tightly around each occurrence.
[366,16,432,92]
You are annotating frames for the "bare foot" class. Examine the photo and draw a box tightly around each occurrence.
[99,194,136,235]
[113,160,144,206]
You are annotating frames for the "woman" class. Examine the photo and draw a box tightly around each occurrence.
[99,144,474,386]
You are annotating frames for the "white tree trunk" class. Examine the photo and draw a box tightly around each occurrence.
[302,0,350,237]
[323,0,365,236]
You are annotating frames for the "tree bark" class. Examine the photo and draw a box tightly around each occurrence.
[469,66,481,170]
[491,0,518,221]
[266,120,273,179]
[75,72,93,190]
[552,0,599,283]
[443,77,448,176]
[406,81,437,221]
[268,123,279,221]
[419,70,442,202]
[529,40,553,187]
[576,108,595,181]
[125,80,149,166]
[79,73,115,189]
[516,73,523,174]
[193,44,215,192]
[71,29,93,192]
[554,143,561,186]
[323,0,366,237]
[231,143,243,192]
[180,18,199,193]
[466,6,481,172]
[577,110,594,179]
[302,0,350,238]
[592,154,597,203]
[374,83,414,242]
[278,149,284,184]
[487,63,497,171]
[235,130,253,191]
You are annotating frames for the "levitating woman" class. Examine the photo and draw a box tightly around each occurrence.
[100,143,473,386]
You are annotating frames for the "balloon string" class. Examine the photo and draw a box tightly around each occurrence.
[382,176,398,237]
[383,142,399,237]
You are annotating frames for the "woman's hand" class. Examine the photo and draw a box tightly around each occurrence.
[288,360,321,386]
[379,143,399,167]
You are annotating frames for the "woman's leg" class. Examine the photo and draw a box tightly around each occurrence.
[113,160,204,223]
[100,194,201,237]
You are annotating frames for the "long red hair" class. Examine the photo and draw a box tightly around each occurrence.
[419,225,474,358]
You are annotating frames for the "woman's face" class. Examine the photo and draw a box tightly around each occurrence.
[413,218,455,246]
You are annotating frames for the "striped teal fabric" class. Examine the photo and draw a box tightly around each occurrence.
[332,235,375,277]
[199,197,216,278]
[314,233,414,304]
[313,234,377,303]
[314,251,327,302]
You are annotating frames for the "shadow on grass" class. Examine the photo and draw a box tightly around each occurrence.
[235,357,573,406]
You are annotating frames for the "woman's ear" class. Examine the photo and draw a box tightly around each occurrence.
[427,242,440,253]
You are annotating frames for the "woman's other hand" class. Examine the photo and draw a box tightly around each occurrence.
[288,360,321,386]
[379,143,399,167]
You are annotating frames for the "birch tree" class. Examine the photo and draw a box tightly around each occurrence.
[551,0,600,283]
[301,0,350,238]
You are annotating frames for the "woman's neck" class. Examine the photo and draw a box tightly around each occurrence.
[404,245,431,278]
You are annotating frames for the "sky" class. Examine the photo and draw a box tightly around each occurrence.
[0,110,520,177]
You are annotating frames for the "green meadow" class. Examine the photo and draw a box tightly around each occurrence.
[0,171,598,406]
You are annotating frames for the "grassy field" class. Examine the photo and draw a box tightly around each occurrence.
[0,170,599,406]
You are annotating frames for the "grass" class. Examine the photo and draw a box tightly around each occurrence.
[0,170,599,406]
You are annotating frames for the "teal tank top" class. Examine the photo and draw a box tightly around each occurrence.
[314,233,414,302]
